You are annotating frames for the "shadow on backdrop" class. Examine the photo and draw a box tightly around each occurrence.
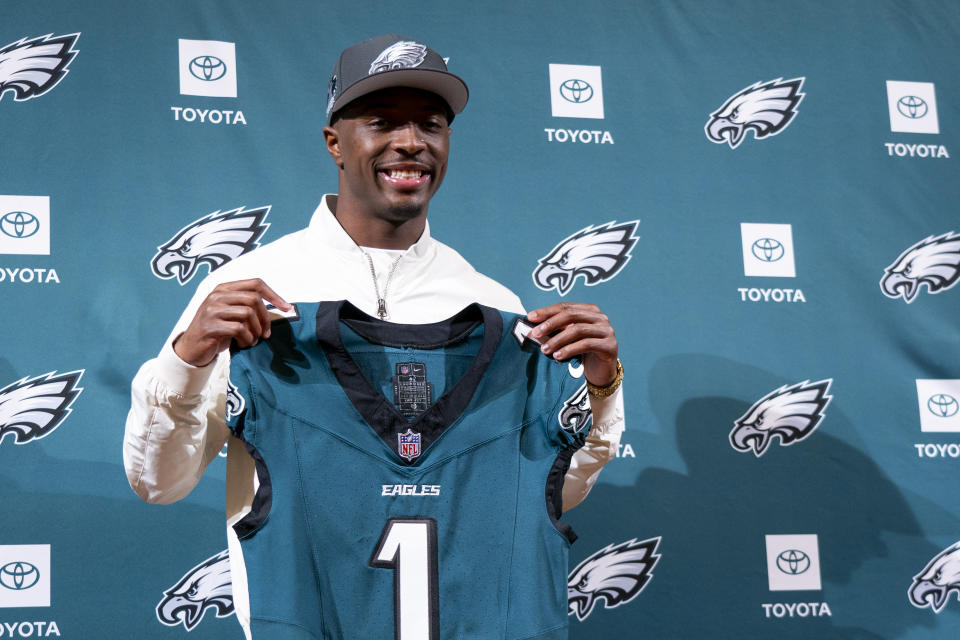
[0,443,242,639]
[567,354,959,640]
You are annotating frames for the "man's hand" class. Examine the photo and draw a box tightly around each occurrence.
[526,302,619,386]
[174,279,292,367]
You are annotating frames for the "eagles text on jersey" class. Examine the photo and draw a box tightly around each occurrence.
[226,301,584,639]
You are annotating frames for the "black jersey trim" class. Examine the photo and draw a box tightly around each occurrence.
[315,301,503,466]
[545,436,585,544]
[233,439,273,540]
[340,303,484,348]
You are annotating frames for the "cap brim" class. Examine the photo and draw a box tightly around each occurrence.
[330,68,468,121]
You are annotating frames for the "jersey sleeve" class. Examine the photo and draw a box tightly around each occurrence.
[563,386,624,510]
[224,353,277,542]
[519,351,585,535]
[539,356,586,451]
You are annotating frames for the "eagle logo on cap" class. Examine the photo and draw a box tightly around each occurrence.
[369,41,427,75]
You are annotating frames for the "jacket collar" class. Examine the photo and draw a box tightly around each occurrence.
[307,194,435,260]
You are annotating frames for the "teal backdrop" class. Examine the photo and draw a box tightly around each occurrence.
[1,1,959,638]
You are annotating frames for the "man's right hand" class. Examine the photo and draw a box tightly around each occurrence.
[173,279,292,367]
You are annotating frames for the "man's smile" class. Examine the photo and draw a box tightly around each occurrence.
[377,164,432,189]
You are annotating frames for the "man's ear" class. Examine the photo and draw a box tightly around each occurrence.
[322,125,343,168]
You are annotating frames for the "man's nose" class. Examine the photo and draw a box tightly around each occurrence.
[391,123,426,154]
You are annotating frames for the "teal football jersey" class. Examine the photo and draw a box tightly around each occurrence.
[226,301,583,640]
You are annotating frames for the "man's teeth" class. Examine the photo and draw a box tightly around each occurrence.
[387,169,424,180]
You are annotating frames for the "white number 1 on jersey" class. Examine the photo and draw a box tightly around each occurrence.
[370,518,440,639]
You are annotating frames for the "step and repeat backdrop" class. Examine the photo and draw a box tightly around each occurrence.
[1,0,958,638]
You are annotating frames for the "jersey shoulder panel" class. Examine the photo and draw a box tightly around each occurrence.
[501,311,582,446]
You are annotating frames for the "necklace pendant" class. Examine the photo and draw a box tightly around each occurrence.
[377,298,387,320]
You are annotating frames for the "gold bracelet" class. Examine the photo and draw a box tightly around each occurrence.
[586,359,623,398]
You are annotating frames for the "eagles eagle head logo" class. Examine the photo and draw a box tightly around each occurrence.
[567,537,661,621]
[225,379,246,421]
[909,541,960,612]
[534,220,639,296]
[880,232,960,303]
[730,379,832,456]
[0,33,80,103]
[369,41,427,75]
[559,383,592,434]
[151,206,270,285]
[156,549,234,630]
[0,370,84,446]
[705,78,805,148]
[326,73,338,120]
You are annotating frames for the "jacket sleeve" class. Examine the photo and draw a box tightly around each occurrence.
[123,280,232,504]
[561,384,625,512]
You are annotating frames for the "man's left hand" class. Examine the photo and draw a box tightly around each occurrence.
[526,302,619,387]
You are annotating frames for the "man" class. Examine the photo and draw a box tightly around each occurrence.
[125,34,625,637]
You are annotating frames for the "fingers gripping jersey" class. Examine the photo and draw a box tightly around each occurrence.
[226,301,583,640]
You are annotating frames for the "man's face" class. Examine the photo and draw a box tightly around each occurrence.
[326,87,452,222]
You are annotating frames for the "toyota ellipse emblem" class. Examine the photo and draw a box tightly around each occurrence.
[189,55,227,82]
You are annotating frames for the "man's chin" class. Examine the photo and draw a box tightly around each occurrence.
[382,196,431,222]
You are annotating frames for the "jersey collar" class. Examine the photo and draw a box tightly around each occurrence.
[315,300,503,465]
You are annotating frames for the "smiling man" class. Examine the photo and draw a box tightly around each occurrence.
[125,34,625,639]
[326,86,452,250]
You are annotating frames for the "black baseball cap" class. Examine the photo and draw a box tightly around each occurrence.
[326,34,468,124]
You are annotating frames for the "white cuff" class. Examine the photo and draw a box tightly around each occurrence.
[156,338,219,397]
[587,384,625,440]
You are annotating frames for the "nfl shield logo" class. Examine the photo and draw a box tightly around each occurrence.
[398,428,422,461]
